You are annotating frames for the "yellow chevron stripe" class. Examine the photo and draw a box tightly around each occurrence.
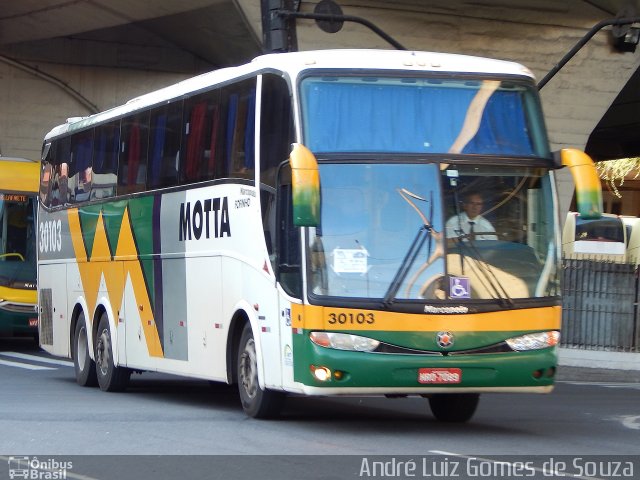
[291,304,561,332]
[67,207,164,358]
[115,207,163,357]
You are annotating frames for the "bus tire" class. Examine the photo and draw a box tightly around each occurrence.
[73,312,97,387]
[428,393,479,423]
[95,313,130,392]
[237,324,284,418]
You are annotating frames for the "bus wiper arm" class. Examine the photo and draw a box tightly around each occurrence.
[382,225,431,308]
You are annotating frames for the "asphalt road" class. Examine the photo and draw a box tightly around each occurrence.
[0,337,638,479]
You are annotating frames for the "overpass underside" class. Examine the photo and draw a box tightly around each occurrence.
[0,0,638,165]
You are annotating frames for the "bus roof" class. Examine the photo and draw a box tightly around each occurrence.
[0,157,40,194]
[44,49,535,141]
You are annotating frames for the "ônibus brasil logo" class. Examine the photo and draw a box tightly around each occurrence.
[7,456,72,479]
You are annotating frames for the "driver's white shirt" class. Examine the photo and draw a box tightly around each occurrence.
[445,212,497,240]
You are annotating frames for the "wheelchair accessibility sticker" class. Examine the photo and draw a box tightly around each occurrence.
[450,276,470,299]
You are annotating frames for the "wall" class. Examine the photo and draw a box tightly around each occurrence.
[0,60,187,159]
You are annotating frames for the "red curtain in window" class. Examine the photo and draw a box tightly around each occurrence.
[185,102,206,181]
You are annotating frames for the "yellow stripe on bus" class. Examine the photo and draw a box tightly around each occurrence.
[68,208,164,358]
[114,207,163,358]
[291,304,561,332]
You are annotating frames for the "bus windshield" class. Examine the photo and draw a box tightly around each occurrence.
[307,163,558,303]
[0,194,36,286]
[300,75,550,157]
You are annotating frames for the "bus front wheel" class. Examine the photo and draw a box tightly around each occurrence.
[95,313,131,392]
[73,312,97,387]
[237,324,284,418]
[428,393,479,423]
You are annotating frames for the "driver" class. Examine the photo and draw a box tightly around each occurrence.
[445,191,497,240]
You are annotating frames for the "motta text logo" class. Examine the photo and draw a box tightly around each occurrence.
[7,456,72,479]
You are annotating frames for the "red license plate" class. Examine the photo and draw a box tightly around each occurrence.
[418,368,462,384]
[28,318,38,327]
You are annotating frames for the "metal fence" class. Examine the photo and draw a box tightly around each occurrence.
[561,259,639,352]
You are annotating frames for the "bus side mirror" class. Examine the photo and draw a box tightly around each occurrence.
[557,149,602,220]
[289,143,320,227]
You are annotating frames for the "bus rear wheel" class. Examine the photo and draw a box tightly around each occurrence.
[73,312,97,387]
[95,313,131,392]
[428,393,479,423]
[237,324,284,418]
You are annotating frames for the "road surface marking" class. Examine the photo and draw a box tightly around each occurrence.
[0,358,55,370]
[0,351,73,367]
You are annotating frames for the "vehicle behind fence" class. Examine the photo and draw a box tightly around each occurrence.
[562,258,639,352]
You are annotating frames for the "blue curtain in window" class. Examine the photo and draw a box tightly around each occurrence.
[303,82,533,155]
[463,91,533,155]
[150,114,167,187]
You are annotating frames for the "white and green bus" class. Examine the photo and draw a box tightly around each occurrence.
[38,49,599,421]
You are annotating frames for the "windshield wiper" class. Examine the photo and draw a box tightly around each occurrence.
[383,188,445,308]
[382,224,431,308]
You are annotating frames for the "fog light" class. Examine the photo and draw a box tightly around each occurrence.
[311,365,331,382]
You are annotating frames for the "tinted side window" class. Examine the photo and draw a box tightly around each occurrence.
[119,112,149,195]
[92,121,119,200]
[40,143,53,207]
[69,129,94,204]
[260,74,293,189]
[220,78,256,181]
[260,74,293,267]
[49,136,71,207]
[182,89,222,183]
[149,101,182,189]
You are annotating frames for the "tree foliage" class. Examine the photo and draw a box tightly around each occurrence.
[596,157,640,198]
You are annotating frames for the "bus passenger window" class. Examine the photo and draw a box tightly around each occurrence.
[149,101,182,189]
[260,74,293,189]
[92,121,119,200]
[49,137,71,207]
[181,89,222,183]
[119,112,149,195]
[69,129,94,204]
[220,79,256,181]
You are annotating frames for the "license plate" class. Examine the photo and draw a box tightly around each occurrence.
[28,318,38,328]
[418,368,462,384]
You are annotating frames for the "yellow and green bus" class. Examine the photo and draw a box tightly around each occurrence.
[37,49,600,421]
[0,157,39,338]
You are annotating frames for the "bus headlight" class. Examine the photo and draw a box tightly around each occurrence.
[309,331,380,352]
[506,331,560,351]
